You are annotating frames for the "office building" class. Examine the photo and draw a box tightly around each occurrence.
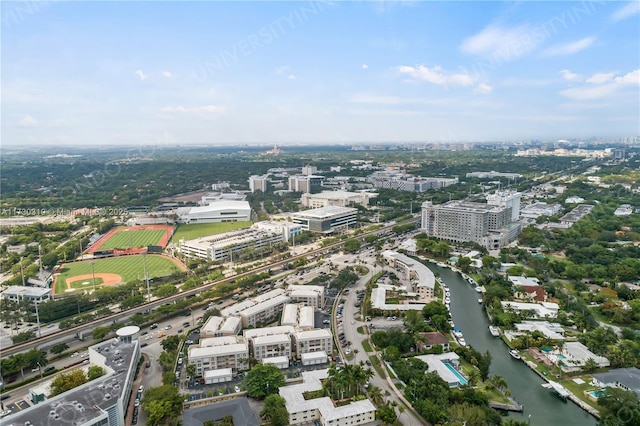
[288,175,324,193]
[287,284,325,309]
[248,175,269,193]
[291,206,357,234]
[1,285,52,302]
[221,289,290,328]
[300,191,376,208]
[4,326,140,426]
[188,336,249,375]
[421,200,521,250]
[279,369,376,426]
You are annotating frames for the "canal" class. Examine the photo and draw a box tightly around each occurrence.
[433,265,598,426]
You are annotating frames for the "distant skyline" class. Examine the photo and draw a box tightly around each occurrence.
[2,1,639,146]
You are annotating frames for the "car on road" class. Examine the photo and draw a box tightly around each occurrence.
[164,325,172,330]
[322,319,330,324]
[45,366,55,372]
[31,367,39,373]
[234,385,240,393]
[150,323,158,329]
[145,361,151,368]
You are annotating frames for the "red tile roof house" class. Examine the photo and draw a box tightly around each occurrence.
[417,332,450,352]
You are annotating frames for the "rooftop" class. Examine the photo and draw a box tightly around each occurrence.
[292,206,357,219]
[5,336,138,426]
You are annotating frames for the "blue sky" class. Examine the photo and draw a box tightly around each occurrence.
[2,0,639,146]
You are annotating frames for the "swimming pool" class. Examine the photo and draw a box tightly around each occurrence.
[557,354,567,360]
[444,363,468,386]
[587,389,607,399]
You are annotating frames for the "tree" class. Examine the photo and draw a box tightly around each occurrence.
[87,365,105,380]
[261,394,289,426]
[582,357,599,372]
[154,284,178,298]
[244,364,285,399]
[456,256,472,273]
[50,343,69,355]
[376,402,397,424]
[50,370,88,397]
[161,335,181,353]
[141,385,184,426]
[92,325,111,340]
[12,331,35,344]
[343,238,361,253]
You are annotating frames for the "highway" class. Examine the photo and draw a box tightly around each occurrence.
[1,217,419,358]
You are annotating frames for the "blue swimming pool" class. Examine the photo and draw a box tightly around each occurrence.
[587,389,607,399]
[444,363,468,385]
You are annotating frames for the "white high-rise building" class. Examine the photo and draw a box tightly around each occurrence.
[249,175,268,193]
[486,190,521,222]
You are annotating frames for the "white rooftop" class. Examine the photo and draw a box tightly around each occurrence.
[508,276,541,287]
[414,353,464,387]
[203,368,233,379]
[293,206,357,219]
[279,368,376,423]
[244,326,296,340]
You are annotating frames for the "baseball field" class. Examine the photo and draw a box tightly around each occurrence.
[88,225,174,253]
[54,254,185,294]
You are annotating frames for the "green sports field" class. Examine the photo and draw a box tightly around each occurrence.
[98,228,167,249]
[170,221,251,243]
[55,255,185,294]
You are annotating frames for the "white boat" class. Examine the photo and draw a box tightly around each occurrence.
[458,337,467,347]
[478,298,483,304]
[489,326,500,337]
[437,262,446,267]
[444,297,451,304]
[475,286,483,293]
[468,278,476,285]
[509,349,521,360]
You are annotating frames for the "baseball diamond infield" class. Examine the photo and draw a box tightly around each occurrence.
[65,274,122,292]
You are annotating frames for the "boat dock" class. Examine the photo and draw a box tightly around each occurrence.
[489,401,524,412]
[543,381,570,399]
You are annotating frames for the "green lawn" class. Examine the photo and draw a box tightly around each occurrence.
[99,228,167,249]
[55,255,184,293]
[170,221,251,243]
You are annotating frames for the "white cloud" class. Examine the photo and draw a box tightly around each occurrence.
[460,24,540,60]
[135,69,148,81]
[17,115,38,128]
[287,74,297,80]
[560,69,581,82]
[610,1,640,22]
[362,64,368,70]
[397,65,474,87]
[560,69,640,100]
[542,37,595,56]
[160,105,226,114]
[162,71,172,78]
[614,69,640,85]
[474,83,493,94]
[586,72,615,84]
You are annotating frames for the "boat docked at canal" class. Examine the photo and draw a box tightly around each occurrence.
[489,326,500,337]
[509,349,521,360]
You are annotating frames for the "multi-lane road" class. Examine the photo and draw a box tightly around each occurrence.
[1,217,418,359]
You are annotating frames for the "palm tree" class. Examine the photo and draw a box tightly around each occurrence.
[368,385,384,407]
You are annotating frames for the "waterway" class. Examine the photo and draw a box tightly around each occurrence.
[432,264,598,426]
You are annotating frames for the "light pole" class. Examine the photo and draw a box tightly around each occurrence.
[90,261,96,292]
[36,362,43,379]
[20,256,25,286]
[34,301,41,337]
[143,253,150,303]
